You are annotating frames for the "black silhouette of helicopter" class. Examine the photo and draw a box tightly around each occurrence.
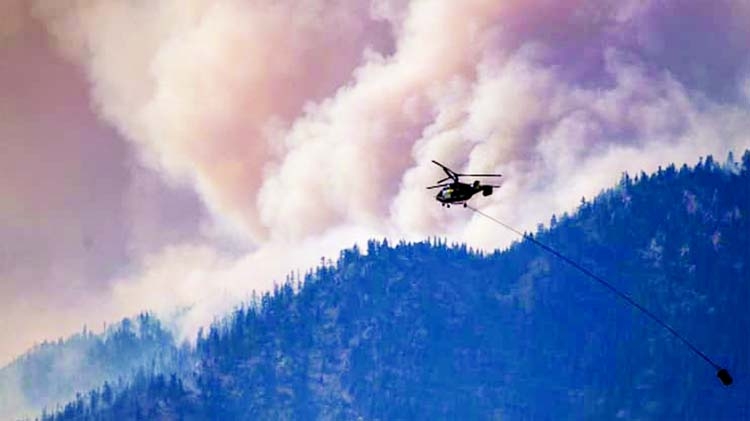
[427,160,502,207]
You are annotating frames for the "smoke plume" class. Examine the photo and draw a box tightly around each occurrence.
[6,0,750,352]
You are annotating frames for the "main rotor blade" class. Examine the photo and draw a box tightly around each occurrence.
[431,160,458,181]
[436,176,453,184]
[431,160,451,170]
[457,173,502,177]
[426,183,451,189]
[432,160,502,178]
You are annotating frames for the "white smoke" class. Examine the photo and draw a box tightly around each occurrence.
[21,0,750,342]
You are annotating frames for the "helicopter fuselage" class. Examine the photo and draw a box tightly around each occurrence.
[436,182,493,206]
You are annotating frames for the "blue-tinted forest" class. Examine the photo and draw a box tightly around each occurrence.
[37,152,750,420]
[0,313,188,420]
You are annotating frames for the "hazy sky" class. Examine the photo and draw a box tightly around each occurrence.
[2,0,750,365]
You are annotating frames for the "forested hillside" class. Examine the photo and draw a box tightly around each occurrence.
[1,313,188,420]
[41,152,749,420]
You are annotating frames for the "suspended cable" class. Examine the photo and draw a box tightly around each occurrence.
[466,204,733,386]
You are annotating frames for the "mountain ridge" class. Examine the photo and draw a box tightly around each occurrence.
[1,313,190,420]
[30,151,750,420]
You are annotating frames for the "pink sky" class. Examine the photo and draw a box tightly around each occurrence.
[2,0,750,365]
[1,9,207,364]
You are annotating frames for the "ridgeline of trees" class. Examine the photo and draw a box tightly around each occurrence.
[40,151,749,420]
[0,313,188,420]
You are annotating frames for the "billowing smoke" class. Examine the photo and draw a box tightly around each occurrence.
[12,0,750,345]
[32,0,395,240]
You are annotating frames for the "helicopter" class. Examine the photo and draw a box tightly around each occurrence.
[427,160,502,207]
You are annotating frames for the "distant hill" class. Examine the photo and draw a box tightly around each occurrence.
[0,313,189,420]
[41,151,749,420]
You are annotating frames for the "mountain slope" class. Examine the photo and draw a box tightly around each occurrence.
[0,313,189,420]
[43,152,750,420]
